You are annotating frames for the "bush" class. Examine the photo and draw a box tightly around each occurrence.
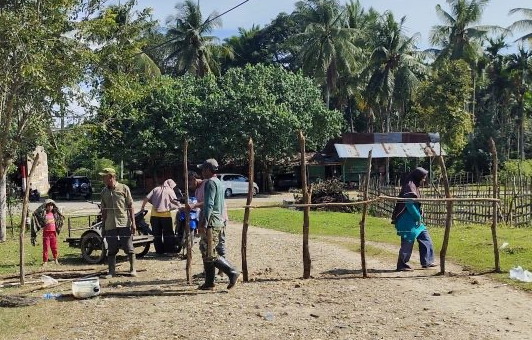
[501,159,532,178]
[292,178,356,212]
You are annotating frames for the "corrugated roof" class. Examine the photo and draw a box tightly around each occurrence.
[334,143,446,158]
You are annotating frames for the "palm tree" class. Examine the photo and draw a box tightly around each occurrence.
[505,47,532,160]
[92,3,161,79]
[364,12,427,133]
[430,0,495,64]
[165,0,221,77]
[509,8,532,42]
[293,0,359,108]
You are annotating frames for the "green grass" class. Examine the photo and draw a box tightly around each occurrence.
[229,208,532,290]
[0,216,94,276]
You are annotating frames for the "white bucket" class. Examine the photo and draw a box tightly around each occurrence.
[72,277,100,299]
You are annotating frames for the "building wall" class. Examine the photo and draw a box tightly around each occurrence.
[27,146,49,194]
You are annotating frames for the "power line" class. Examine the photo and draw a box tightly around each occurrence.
[134,0,253,59]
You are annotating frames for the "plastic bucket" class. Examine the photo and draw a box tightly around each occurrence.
[72,277,100,299]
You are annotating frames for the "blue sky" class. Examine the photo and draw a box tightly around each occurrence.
[131,0,532,49]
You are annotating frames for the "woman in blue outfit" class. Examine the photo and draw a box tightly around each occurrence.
[391,167,436,271]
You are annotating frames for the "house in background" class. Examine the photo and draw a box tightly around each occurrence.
[305,133,445,186]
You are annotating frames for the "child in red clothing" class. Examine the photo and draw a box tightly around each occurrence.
[43,203,58,264]
[31,199,64,265]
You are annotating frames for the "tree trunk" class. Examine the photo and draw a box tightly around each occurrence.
[265,165,274,194]
[0,169,7,242]
[325,86,330,109]
[519,99,525,160]
[20,153,40,285]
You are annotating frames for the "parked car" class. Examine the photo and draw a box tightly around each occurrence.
[49,176,93,200]
[274,173,301,191]
[216,173,259,198]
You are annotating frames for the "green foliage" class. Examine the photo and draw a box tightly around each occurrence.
[46,125,100,178]
[93,158,117,175]
[501,159,532,177]
[414,60,474,153]
[209,64,343,166]
[430,0,492,64]
[164,0,222,77]
[0,0,96,175]
[293,0,359,106]
[96,64,343,173]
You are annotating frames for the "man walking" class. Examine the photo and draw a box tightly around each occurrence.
[100,168,138,278]
[197,159,239,290]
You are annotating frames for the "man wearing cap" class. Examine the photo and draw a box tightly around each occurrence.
[197,159,240,290]
[99,167,138,278]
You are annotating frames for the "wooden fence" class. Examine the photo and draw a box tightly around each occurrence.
[368,173,532,227]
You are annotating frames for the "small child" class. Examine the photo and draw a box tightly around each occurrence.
[31,199,64,265]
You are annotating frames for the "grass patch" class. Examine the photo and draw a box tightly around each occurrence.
[0,216,94,276]
[229,208,532,290]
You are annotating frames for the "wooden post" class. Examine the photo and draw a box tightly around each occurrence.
[488,138,501,273]
[299,131,311,279]
[438,155,453,275]
[359,150,372,278]
[183,140,192,284]
[241,138,254,282]
[20,153,40,285]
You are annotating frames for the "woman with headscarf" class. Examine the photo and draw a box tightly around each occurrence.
[391,167,436,271]
[141,179,181,255]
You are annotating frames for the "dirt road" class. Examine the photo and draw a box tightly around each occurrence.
[2,222,532,340]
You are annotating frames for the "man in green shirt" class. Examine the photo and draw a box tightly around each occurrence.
[197,159,239,290]
[99,168,137,278]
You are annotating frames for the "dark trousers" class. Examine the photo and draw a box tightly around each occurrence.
[176,218,185,248]
[397,230,435,269]
[104,227,134,256]
[150,216,175,254]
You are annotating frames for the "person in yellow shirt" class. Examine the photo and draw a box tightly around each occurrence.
[141,179,181,256]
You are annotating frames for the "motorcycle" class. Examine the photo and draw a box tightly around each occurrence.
[29,189,40,202]
[66,201,154,264]
[175,196,200,253]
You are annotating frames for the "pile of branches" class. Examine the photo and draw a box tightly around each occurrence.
[292,178,357,213]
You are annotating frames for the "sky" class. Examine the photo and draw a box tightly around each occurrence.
[130,0,532,50]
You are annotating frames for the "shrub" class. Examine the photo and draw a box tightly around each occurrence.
[500,159,532,178]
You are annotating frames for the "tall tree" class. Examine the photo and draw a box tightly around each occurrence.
[165,0,221,77]
[364,12,427,133]
[430,0,493,64]
[509,7,532,43]
[506,47,532,160]
[0,0,97,241]
[414,60,474,154]
[293,0,359,108]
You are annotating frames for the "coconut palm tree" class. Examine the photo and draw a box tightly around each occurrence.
[293,0,359,108]
[508,8,532,43]
[165,0,221,77]
[430,0,495,64]
[364,12,427,133]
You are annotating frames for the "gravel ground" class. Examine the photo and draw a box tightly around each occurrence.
[3,221,532,340]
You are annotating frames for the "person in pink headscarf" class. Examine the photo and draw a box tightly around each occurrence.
[141,179,181,255]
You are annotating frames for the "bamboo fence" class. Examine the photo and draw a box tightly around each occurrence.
[368,173,532,228]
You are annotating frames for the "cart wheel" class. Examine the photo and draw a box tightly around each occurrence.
[135,243,150,258]
[80,231,106,264]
